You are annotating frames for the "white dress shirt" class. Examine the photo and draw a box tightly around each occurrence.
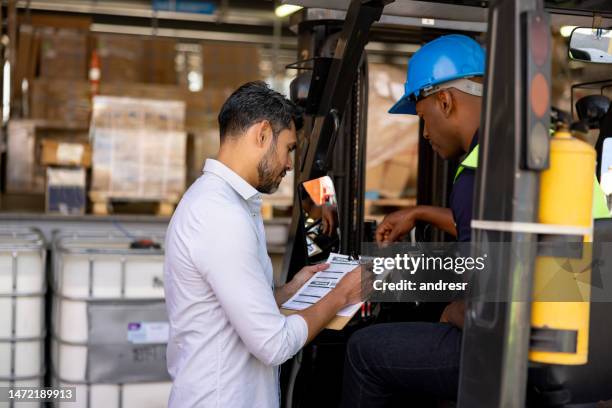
[164,159,308,408]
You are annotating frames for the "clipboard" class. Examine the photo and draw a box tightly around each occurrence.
[280,253,362,331]
[280,303,361,331]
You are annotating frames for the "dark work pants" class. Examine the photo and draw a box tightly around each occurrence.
[341,322,462,408]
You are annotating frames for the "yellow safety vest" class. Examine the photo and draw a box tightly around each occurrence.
[453,145,611,219]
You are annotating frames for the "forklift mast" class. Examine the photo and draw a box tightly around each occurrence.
[459,0,546,405]
[281,0,391,284]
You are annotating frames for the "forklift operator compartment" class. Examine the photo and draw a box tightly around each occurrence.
[279,0,612,407]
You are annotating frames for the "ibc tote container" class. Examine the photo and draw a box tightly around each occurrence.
[50,233,171,408]
[0,228,45,408]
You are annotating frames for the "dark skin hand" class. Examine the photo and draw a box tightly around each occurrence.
[321,205,337,236]
[375,205,457,244]
[440,300,465,329]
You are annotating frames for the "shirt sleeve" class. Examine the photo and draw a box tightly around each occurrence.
[188,205,308,366]
[450,169,475,242]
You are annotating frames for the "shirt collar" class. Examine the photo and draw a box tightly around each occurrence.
[203,159,260,201]
[469,130,479,152]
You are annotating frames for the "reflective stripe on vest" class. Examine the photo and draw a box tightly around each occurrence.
[453,145,479,183]
[592,177,611,219]
[453,144,611,219]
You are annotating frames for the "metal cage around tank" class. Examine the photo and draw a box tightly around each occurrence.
[0,228,46,408]
[49,232,171,408]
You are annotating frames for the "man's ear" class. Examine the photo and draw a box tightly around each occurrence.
[255,120,273,148]
[436,90,454,118]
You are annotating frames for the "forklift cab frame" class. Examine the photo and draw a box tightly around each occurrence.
[280,0,612,407]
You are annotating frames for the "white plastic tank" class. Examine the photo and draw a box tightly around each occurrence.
[0,228,45,408]
[51,233,170,408]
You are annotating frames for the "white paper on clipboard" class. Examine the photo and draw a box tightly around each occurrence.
[281,253,362,318]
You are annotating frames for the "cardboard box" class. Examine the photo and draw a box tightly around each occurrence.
[187,127,219,183]
[202,43,261,89]
[40,139,92,167]
[99,83,225,132]
[183,88,230,130]
[6,121,44,193]
[6,120,91,194]
[364,64,420,199]
[46,167,86,215]
[95,33,143,83]
[366,150,417,199]
[39,27,88,80]
[91,95,185,131]
[30,79,91,127]
[365,163,385,193]
[379,160,413,199]
[96,34,177,84]
[142,37,177,84]
[366,63,420,167]
[90,96,187,201]
[99,82,184,103]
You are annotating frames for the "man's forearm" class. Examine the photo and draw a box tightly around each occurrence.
[297,289,348,344]
[414,206,457,237]
[274,283,297,307]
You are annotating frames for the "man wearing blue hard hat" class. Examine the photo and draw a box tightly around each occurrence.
[342,33,611,407]
[380,33,485,244]
[341,34,484,407]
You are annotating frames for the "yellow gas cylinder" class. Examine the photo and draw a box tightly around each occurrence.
[529,126,595,365]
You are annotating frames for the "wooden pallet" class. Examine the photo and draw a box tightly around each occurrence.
[89,191,178,216]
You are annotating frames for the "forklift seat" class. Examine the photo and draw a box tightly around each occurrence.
[600,103,612,139]
[575,95,610,129]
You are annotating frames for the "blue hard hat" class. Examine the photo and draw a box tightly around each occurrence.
[389,34,485,115]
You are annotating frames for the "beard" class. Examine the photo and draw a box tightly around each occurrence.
[256,144,285,194]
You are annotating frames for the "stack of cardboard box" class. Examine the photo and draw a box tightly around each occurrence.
[6,120,92,214]
[39,27,88,80]
[41,139,91,215]
[6,121,43,194]
[30,79,91,127]
[96,34,143,83]
[142,37,178,85]
[89,96,187,208]
[10,17,265,212]
[95,34,178,85]
[14,14,91,117]
[365,63,420,199]
[202,43,261,91]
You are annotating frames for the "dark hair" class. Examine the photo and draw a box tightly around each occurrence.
[218,81,303,143]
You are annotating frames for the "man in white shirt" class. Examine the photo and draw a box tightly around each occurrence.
[164,81,363,408]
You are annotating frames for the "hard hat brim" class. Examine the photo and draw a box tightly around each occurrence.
[388,95,417,115]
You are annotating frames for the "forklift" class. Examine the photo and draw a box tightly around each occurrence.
[279,0,612,407]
